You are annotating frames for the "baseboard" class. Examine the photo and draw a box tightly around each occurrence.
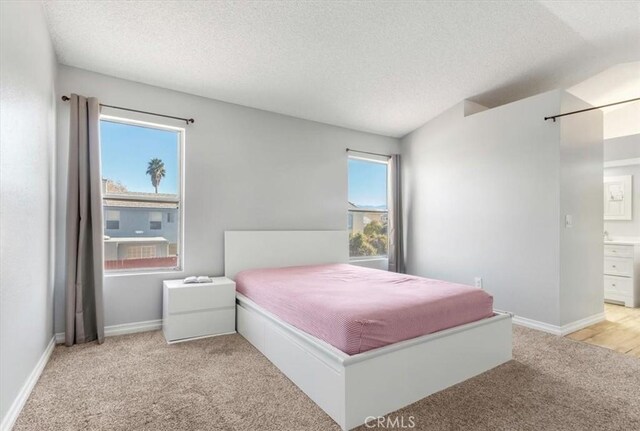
[55,319,163,344]
[512,315,563,335]
[559,312,606,336]
[0,336,56,431]
[54,332,65,344]
[104,319,163,337]
[513,312,605,336]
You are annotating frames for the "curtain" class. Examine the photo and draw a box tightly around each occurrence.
[388,154,405,273]
[65,94,105,346]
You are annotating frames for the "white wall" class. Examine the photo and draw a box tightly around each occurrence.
[604,103,640,140]
[603,164,640,237]
[558,93,603,326]
[401,91,603,327]
[54,66,399,332]
[0,1,57,426]
[603,134,640,238]
[604,134,640,162]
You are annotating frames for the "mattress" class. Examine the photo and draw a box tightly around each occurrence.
[235,263,494,355]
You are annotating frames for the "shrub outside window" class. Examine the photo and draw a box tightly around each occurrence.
[347,156,389,259]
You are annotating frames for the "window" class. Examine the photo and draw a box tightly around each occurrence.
[105,210,120,230]
[101,116,183,272]
[347,156,389,259]
[149,212,162,230]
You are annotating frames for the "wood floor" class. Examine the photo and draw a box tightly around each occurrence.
[567,303,640,357]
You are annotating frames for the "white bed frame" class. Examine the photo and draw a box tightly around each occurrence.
[225,231,513,431]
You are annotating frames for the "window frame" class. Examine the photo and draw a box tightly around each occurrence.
[149,211,162,230]
[105,210,120,230]
[100,114,185,275]
[347,155,390,261]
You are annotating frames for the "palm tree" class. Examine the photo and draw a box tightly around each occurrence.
[146,158,166,193]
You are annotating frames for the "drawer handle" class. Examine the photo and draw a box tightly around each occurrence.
[612,265,616,268]
[612,284,616,287]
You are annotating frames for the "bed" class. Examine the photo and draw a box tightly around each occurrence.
[235,263,496,355]
[225,230,512,430]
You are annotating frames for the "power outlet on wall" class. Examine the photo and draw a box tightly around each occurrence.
[474,277,483,289]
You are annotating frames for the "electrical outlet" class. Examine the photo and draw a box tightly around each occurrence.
[474,277,483,289]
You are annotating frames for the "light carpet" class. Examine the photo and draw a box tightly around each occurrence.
[14,326,640,431]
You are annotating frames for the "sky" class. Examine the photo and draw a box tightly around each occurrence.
[100,120,179,194]
[348,158,388,209]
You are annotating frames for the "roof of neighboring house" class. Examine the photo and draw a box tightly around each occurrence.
[104,200,178,209]
[103,192,178,209]
[103,236,168,243]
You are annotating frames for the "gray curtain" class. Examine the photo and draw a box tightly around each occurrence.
[388,154,405,273]
[65,94,105,346]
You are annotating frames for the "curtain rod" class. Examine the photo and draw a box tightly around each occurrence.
[61,95,194,125]
[544,97,640,122]
[346,148,391,159]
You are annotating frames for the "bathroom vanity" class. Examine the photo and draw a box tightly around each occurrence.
[604,239,640,307]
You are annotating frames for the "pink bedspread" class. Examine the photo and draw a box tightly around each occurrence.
[235,264,494,355]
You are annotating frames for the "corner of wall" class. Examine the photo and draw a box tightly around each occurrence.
[0,0,58,426]
[463,100,489,117]
[558,91,604,326]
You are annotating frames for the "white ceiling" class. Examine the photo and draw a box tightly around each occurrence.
[567,62,640,112]
[567,61,640,138]
[42,1,640,137]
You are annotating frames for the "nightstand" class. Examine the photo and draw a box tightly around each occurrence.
[162,277,236,343]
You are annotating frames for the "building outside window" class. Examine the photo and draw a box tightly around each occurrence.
[100,116,183,272]
[347,156,389,259]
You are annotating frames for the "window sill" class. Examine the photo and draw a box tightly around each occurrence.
[105,268,184,278]
[349,257,389,271]
[349,256,388,262]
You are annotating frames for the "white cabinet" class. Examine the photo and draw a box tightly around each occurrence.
[604,257,633,277]
[603,243,640,308]
[163,277,236,342]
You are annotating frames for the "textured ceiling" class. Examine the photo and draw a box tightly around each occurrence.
[42,1,640,137]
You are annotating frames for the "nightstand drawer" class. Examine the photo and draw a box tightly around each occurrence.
[604,275,632,296]
[604,245,634,258]
[168,283,235,314]
[164,308,235,342]
[603,257,633,277]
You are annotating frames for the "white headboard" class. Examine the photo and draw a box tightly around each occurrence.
[224,230,348,279]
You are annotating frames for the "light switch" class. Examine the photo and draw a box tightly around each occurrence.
[565,215,573,228]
